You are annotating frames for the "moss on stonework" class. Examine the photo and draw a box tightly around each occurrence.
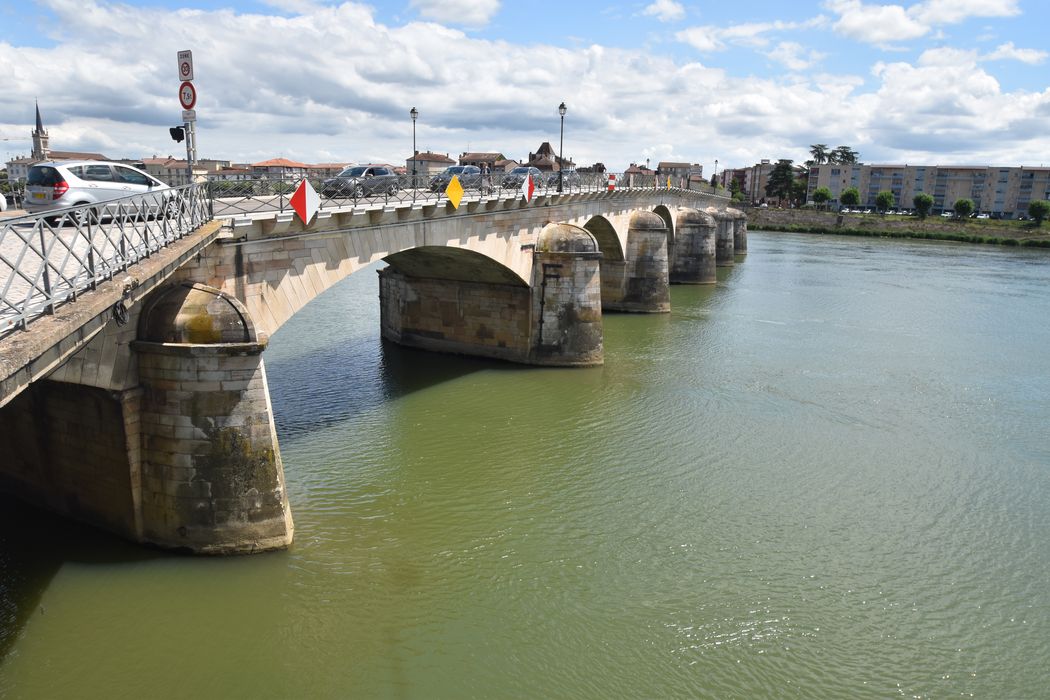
[183,311,221,343]
[192,426,279,502]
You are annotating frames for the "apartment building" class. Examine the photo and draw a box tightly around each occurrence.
[142,156,208,186]
[807,163,1050,216]
[746,160,776,204]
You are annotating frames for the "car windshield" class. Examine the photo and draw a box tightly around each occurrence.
[447,167,466,174]
[510,168,528,174]
[339,167,368,177]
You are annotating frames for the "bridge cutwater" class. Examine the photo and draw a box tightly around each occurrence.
[0,177,746,554]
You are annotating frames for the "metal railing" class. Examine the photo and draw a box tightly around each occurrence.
[208,171,721,219]
[0,182,210,337]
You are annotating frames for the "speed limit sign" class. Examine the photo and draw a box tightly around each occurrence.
[179,81,197,110]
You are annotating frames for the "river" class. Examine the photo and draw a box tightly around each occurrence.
[2,231,1049,698]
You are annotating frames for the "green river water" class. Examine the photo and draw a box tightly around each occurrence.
[2,231,1049,698]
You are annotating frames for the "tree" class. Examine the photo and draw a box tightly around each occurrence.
[791,178,808,206]
[840,187,860,209]
[812,186,832,209]
[913,192,934,219]
[809,144,830,164]
[1028,200,1050,226]
[875,190,895,213]
[830,145,860,164]
[729,177,742,198]
[953,198,974,219]
[764,159,795,203]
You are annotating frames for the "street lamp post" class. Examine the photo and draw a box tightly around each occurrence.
[713,158,718,192]
[558,102,567,193]
[410,107,418,189]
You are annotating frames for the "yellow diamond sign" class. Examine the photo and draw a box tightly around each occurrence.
[445,175,464,209]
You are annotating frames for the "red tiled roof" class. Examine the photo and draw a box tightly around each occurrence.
[410,152,455,163]
[253,158,308,168]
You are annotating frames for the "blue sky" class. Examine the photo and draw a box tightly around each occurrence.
[2,1,1048,171]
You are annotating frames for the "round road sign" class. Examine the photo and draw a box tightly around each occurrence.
[179,81,197,110]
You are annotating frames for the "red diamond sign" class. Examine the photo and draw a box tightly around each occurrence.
[290,178,319,224]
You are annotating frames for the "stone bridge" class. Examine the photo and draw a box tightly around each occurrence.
[0,186,746,554]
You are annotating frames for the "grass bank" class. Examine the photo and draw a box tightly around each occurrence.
[747,209,1050,248]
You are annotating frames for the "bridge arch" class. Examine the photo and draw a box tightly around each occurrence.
[652,204,676,269]
[383,245,527,286]
[582,215,625,262]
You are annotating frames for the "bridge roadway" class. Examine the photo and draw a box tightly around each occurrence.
[0,182,745,555]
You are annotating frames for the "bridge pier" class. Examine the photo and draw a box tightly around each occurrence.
[530,224,604,365]
[601,211,670,313]
[670,209,717,285]
[133,283,293,554]
[729,207,748,255]
[709,208,736,267]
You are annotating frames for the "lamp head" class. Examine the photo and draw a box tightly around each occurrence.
[410,107,418,121]
[558,102,567,117]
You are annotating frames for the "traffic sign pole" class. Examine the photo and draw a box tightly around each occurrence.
[177,50,197,188]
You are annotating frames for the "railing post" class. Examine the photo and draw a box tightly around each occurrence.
[85,216,97,290]
[38,225,53,315]
[119,220,128,271]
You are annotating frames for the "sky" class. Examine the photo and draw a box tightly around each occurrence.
[1,0,1048,172]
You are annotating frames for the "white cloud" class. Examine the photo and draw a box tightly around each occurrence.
[983,42,1047,65]
[410,0,500,28]
[675,25,723,52]
[825,0,928,46]
[676,17,827,52]
[642,0,685,22]
[908,0,1020,26]
[825,0,1022,47]
[768,42,826,71]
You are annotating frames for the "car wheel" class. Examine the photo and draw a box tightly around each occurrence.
[163,199,181,220]
[71,203,96,226]
[387,183,398,195]
[353,184,364,198]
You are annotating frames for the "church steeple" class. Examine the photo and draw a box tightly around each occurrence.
[32,100,49,160]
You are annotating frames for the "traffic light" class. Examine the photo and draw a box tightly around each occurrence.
[169,126,185,143]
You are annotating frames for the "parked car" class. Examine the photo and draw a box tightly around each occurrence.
[322,165,399,198]
[502,166,543,189]
[429,165,482,192]
[546,169,582,189]
[24,160,170,221]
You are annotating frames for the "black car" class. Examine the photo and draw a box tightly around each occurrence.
[503,166,544,189]
[322,165,399,198]
[546,169,582,189]
[429,165,482,192]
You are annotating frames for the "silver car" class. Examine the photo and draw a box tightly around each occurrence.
[24,160,171,220]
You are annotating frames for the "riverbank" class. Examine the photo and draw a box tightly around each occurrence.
[747,207,1050,247]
